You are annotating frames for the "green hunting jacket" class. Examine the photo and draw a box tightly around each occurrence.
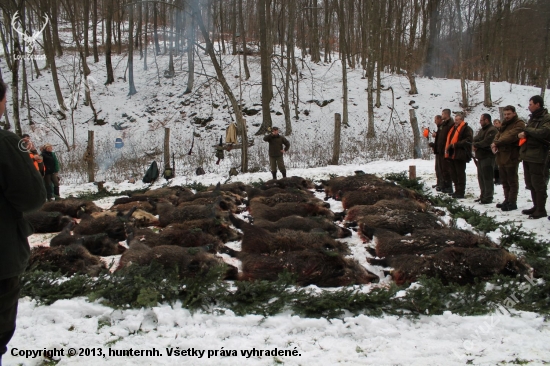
[473,124,498,160]
[0,130,47,280]
[519,108,550,164]
[263,133,290,158]
[493,115,525,167]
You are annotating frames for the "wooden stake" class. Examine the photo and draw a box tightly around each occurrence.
[409,165,417,180]
[87,130,94,182]
[331,113,341,165]
[164,127,170,168]
[409,109,422,159]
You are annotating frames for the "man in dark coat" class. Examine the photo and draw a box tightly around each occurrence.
[263,127,290,180]
[444,113,473,199]
[428,115,443,189]
[41,143,60,201]
[491,105,525,211]
[473,113,498,204]
[437,109,455,193]
[518,95,550,219]
[0,82,47,365]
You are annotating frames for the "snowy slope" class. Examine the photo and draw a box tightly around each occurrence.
[6,159,550,366]
[1,46,547,183]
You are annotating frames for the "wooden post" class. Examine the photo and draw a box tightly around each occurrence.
[409,165,416,180]
[409,109,422,159]
[498,106,505,122]
[164,127,170,168]
[241,118,248,173]
[331,113,341,165]
[87,130,94,182]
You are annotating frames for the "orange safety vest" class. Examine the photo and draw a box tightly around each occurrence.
[445,121,466,159]
[29,152,44,173]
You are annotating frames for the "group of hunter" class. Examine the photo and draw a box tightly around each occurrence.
[430,95,550,220]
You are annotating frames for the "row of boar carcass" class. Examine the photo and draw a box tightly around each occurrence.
[24,173,530,287]
[323,172,530,285]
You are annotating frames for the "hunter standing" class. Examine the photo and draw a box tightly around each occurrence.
[444,113,473,199]
[518,95,550,219]
[428,115,443,190]
[491,105,525,211]
[41,143,61,201]
[263,126,290,180]
[473,113,498,204]
[438,109,455,193]
[0,81,47,365]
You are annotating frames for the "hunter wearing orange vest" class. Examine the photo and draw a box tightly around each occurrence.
[444,113,473,199]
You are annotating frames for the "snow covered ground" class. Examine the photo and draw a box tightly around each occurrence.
[2,32,550,365]
[6,159,550,366]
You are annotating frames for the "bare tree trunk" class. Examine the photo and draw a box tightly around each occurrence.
[540,0,550,98]
[283,0,295,135]
[154,3,160,54]
[366,0,376,138]
[323,0,332,63]
[231,0,237,54]
[406,0,420,95]
[84,0,90,57]
[51,0,64,57]
[93,0,99,62]
[117,1,123,55]
[40,0,66,111]
[310,0,320,63]
[105,0,115,84]
[483,0,493,107]
[336,0,349,127]
[23,60,33,126]
[423,0,440,77]
[455,0,468,108]
[257,0,273,135]
[128,3,137,95]
[238,0,250,79]
[167,6,175,77]
[184,7,195,94]
[11,37,21,135]
[144,1,148,70]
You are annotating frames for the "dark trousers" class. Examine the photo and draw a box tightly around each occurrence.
[437,153,452,189]
[44,173,60,199]
[477,157,495,201]
[498,164,519,204]
[0,277,20,361]
[269,156,286,173]
[435,155,442,186]
[449,159,467,195]
[523,161,548,213]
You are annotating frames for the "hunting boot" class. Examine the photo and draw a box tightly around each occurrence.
[522,190,537,215]
[529,192,547,219]
[271,171,277,180]
[501,202,517,211]
[54,186,61,201]
[281,170,287,178]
